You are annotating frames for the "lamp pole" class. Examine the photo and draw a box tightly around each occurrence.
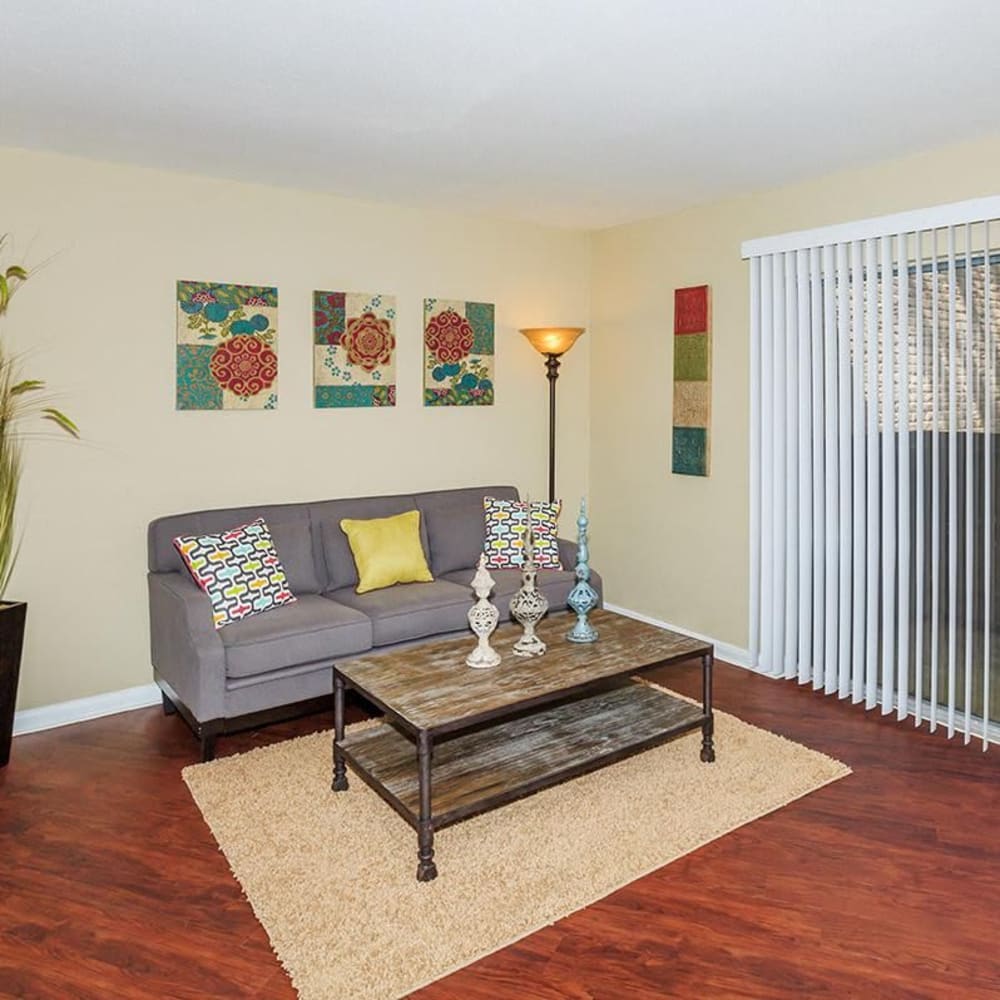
[545,353,561,503]
[519,327,584,507]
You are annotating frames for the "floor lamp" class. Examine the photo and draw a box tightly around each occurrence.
[519,327,585,503]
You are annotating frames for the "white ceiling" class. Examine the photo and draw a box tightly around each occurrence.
[3,0,999,229]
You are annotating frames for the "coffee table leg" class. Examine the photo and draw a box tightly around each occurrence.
[416,730,438,881]
[332,672,349,791]
[700,649,716,763]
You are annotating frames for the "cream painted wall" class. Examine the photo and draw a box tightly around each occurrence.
[2,146,591,710]
[590,134,1000,652]
[11,131,1000,711]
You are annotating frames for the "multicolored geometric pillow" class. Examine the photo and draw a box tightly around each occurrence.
[173,518,296,629]
[483,497,563,569]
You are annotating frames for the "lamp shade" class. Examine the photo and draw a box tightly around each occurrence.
[520,327,585,357]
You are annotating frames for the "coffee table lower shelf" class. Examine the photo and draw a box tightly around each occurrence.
[337,681,705,833]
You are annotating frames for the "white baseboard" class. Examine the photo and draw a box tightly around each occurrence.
[603,603,752,669]
[12,609,750,738]
[13,682,161,736]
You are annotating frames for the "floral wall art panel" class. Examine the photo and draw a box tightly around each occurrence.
[671,283,711,476]
[423,298,494,406]
[176,281,278,410]
[314,291,396,407]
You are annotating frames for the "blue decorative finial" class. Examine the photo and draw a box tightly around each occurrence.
[566,496,599,643]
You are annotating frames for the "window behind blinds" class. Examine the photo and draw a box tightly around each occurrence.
[743,199,1000,748]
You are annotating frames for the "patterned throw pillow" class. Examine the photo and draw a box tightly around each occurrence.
[483,497,562,569]
[173,518,296,629]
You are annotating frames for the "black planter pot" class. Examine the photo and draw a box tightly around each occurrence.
[0,601,27,768]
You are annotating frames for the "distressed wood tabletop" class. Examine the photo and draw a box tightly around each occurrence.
[336,608,710,733]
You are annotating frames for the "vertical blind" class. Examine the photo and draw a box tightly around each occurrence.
[744,197,1000,749]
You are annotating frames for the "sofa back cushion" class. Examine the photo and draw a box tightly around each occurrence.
[268,519,323,595]
[414,485,519,576]
[312,494,427,592]
[148,486,520,595]
[148,504,322,595]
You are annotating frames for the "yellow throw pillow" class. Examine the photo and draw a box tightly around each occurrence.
[339,510,434,594]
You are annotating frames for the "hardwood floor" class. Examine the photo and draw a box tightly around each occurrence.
[1,659,997,999]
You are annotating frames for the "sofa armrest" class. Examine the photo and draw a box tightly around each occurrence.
[148,571,226,722]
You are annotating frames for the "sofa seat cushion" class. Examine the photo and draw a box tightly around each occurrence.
[328,580,472,646]
[444,567,603,619]
[221,595,372,679]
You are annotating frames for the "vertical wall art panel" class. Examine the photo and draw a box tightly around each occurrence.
[671,284,711,475]
[313,291,396,407]
[176,281,278,410]
[423,298,495,406]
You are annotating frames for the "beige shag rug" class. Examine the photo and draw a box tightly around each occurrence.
[183,690,849,1000]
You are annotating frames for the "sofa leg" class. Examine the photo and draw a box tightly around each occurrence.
[198,725,220,763]
[162,692,178,716]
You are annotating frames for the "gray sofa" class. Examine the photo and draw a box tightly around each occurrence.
[147,485,601,759]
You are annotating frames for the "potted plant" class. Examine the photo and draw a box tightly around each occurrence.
[0,237,78,766]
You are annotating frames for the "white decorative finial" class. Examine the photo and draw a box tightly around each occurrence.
[510,521,548,657]
[470,553,495,600]
[467,554,501,668]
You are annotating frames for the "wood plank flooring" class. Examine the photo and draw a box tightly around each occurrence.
[1,657,997,999]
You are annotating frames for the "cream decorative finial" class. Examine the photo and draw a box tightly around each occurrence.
[466,553,501,668]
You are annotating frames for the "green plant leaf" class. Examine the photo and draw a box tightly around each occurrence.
[0,266,27,313]
[10,380,45,395]
[42,408,80,437]
[0,427,22,600]
[0,237,81,598]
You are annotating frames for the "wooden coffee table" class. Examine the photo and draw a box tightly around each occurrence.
[331,608,714,881]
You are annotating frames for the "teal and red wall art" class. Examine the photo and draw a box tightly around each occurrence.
[423,298,495,406]
[176,280,278,410]
[177,283,500,411]
[313,291,397,407]
[671,284,711,476]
